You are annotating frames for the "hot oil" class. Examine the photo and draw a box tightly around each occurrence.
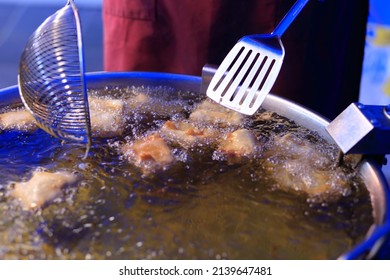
[0,86,373,259]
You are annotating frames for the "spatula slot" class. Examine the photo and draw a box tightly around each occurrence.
[212,46,245,92]
[220,48,253,98]
[229,52,261,102]
[249,58,276,108]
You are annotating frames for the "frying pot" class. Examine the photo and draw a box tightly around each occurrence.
[0,71,389,259]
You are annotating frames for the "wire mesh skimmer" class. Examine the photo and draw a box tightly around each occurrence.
[18,0,91,155]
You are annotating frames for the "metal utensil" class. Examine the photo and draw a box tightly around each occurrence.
[326,103,390,155]
[207,0,309,115]
[18,0,91,155]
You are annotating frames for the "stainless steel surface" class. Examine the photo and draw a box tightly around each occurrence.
[202,65,389,258]
[206,0,309,115]
[96,71,389,259]
[326,103,390,154]
[202,64,331,141]
[18,0,91,153]
[339,160,390,259]
[1,71,389,259]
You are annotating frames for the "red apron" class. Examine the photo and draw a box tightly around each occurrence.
[103,0,275,75]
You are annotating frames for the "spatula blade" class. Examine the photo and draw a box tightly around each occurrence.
[207,36,284,115]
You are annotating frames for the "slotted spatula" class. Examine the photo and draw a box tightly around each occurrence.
[207,0,309,115]
[18,0,91,155]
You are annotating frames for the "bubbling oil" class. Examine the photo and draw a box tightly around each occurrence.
[0,86,373,259]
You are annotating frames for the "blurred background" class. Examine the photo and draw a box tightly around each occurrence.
[0,0,103,89]
[0,0,389,182]
[360,0,390,106]
[359,0,390,183]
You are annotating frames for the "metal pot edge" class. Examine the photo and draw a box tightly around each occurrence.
[1,70,389,259]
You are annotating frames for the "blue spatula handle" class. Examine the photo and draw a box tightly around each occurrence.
[272,0,309,37]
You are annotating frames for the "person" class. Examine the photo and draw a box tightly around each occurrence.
[103,0,369,119]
